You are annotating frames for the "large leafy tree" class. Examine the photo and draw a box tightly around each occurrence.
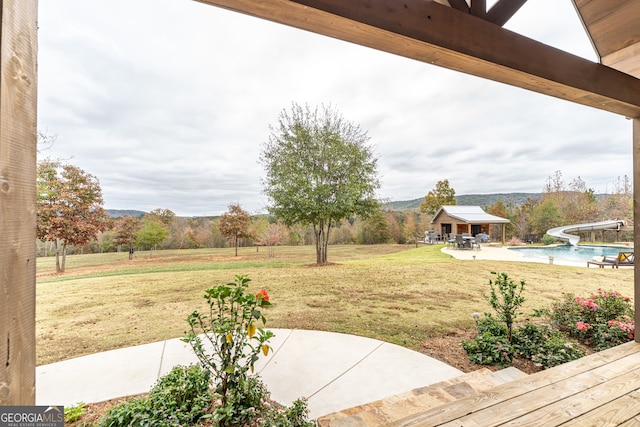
[135,218,169,256]
[260,103,380,264]
[37,159,108,272]
[420,179,457,216]
[218,203,253,256]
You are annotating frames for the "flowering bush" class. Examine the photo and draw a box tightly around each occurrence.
[183,275,315,427]
[463,273,588,370]
[550,288,634,349]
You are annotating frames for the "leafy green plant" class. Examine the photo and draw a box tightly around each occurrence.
[462,331,515,366]
[513,323,585,368]
[183,275,274,407]
[97,365,212,427]
[485,272,526,343]
[541,234,556,245]
[64,402,86,423]
[262,397,316,427]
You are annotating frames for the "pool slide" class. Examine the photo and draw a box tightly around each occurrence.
[546,220,625,245]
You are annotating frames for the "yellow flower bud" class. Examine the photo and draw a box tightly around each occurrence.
[261,344,269,356]
[226,332,233,344]
[247,324,256,339]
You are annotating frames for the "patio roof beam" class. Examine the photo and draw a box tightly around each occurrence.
[195,0,640,118]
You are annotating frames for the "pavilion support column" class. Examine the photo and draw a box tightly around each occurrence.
[0,0,38,405]
[634,118,640,344]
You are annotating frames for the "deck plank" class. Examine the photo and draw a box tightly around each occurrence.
[500,368,640,426]
[561,389,640,427]
[392,342,640,427]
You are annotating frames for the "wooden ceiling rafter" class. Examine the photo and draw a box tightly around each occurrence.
[442,0,528,26]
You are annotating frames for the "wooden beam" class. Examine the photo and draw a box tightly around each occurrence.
[0,0,38,405]
[447,0,469,13]
[195,0,640,118]
[486,0,528,26]
[470,0,486,18]
[634,118,640,344]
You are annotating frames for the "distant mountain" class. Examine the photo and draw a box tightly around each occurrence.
[382,193,542,211]
[106,209,146,218]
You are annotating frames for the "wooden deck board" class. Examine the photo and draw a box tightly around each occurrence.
[392,342,640,427]
[562,390,640,427]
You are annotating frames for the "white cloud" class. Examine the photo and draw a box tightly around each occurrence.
[37,0,632,216]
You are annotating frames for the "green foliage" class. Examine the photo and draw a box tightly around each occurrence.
[356,208,390,244]
[262,397,315,427]
[540,234,556,245]
[183,275,274,415]
[260,102,380,264]
[64,402,86,423]
[135,218,169,252]
[420,179,456,215]
[462,316,515,366]
[549,289,634,350]
[97,365,212,427]
[512,323,585,369]
[463,273,586,370]
[486,272,526,342]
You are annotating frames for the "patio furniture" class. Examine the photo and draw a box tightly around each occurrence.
[455,234,465,249]
[586,251,634,268]
[472,235,482,250]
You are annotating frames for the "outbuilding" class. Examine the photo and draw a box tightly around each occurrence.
[431,205,510,244]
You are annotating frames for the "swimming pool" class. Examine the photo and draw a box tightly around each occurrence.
[507,245,630,263]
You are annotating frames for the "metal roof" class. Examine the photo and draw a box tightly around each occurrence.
[431,205,510,224]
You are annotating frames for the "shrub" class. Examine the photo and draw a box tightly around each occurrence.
[183,275,274,408]
[183,275,315,426]
[462,331,515,366]
[541,234,556,245]
[97,365,212,427]
[513,323,585,369]
[550,288,634,349]
[485,272,525,343]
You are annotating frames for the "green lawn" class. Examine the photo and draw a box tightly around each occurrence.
[36,244,633,365]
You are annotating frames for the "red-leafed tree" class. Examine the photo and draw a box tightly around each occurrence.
[218,203,253,256]
[37,159,109,272]
[113,215,141,258]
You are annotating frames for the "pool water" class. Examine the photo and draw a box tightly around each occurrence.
[508,245,628,262]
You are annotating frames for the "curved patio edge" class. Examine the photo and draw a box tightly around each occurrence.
[36,329,462,419]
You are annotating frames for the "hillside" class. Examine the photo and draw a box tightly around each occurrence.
[382,193,542,211]
[106,209,147,218]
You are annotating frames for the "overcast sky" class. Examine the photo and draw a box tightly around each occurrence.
[37,0,633,217]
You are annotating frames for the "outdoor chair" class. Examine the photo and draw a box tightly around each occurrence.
[587,251,634,268]
[455,234,466,249]
[472,235,482,251]
[448,234,457,248]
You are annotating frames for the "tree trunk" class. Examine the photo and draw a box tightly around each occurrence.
[313,219,331,264]
[61,242,67,273]
[234,234,238,256]
[54,239,61,273]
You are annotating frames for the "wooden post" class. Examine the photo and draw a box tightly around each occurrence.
[634,118,640,344]
[0,0,38,405]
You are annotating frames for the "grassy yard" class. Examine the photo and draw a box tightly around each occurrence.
[36,244,634,366]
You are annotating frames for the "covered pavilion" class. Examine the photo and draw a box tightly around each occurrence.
[431,205,509,244]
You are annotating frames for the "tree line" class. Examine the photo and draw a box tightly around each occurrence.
[37,104,633,272]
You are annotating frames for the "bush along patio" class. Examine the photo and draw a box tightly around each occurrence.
[462,272,635,370]
[93,275,314,427]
